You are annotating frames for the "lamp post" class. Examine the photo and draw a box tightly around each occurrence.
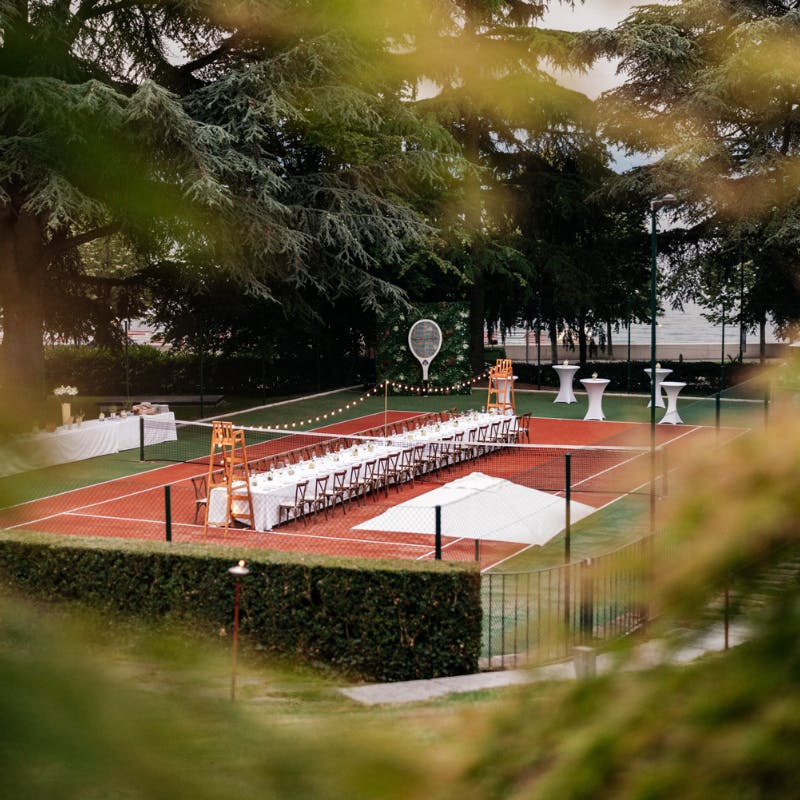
[649,194,677,531]
[228,559,250,701]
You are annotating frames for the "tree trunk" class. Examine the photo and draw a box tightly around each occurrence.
[606,321,614,358]
[549,321,558,363]
[578,314,588,366]
[469,274,486,375]
[759,315,766,364]
[0,208,49,431]
[465,11,485,378]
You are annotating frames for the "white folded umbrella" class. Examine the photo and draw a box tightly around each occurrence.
[354,472,595,545]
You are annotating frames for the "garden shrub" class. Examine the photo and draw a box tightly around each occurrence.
[0,532,481,682]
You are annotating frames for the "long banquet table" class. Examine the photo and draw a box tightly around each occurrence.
[207,411,514,531]
[0,412,177,477]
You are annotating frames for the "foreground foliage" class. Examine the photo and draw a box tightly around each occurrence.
[2,401,800,796]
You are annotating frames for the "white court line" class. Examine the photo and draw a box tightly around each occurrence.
[480,424,714,572]
[2,482,171,531]
[180,520,432,550]
[196,386,362,421]
[40,511,434,552]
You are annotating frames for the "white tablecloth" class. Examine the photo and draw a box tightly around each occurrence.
[208,443,402,531]
[208,411,512,531]
[0,412,177,477]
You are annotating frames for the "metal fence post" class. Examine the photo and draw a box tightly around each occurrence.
[724,578,730,651]
[139,416,145,461]
[580,558,594,644]
[434,505,442,560]
[164,484,172,542]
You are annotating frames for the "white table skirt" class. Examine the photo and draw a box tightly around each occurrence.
[581,378,610,421]
[208,443,402,530]
[553,365,579,404]
[0,412,177,477]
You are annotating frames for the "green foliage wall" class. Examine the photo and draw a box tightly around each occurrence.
[44,346,373,397]
[376,302,471,393]
[0,533,481,681]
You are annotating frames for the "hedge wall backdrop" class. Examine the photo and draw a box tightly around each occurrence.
[376,302,471,394]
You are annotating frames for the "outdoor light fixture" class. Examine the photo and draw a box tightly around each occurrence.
[228,559,250,701]
[649,194,677,530]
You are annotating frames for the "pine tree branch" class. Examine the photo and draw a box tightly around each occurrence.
[84,0,163,18]
[47,223,121,257]
[178,32,244,76]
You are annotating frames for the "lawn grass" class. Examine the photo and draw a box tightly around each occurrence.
[1,590,536,798]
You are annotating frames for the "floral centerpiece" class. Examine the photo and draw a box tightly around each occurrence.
[53,385,78,425]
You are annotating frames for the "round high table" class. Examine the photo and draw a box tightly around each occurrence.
[643,367,672,408]
[580,378,610,421]
[659,381,686,424]
[553,365,579,403]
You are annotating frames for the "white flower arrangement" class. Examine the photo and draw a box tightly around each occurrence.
[53,385,78,397]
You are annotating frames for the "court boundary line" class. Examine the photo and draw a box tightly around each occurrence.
[2,417,752,567]
[197,385,362,421]
[481,423,740,572]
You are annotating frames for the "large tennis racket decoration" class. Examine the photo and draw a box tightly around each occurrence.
[408,318,443,382]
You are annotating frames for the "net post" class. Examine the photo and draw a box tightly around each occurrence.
[564,453,572,630]
[564,453,571,563]
[139,415,145,461]
[164,484,172,542]
[434,505,442,560]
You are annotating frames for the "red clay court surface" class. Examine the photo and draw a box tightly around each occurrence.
[0,411,725,570]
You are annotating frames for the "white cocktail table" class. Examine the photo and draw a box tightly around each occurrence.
[643,367,672,408]
[659,381,686,424]
[580,378,610,421]
[553,365,579,404]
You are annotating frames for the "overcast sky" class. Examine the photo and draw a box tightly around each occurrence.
[541,0,636,98]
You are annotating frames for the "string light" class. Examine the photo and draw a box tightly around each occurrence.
[259,372,487,431]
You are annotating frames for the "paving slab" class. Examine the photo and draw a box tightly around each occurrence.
[339,623,750,706]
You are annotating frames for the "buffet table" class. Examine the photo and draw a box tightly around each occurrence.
[0,412,177,477]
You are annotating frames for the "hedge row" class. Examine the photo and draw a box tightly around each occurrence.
[0,533,481,682]
[45,346,373,397]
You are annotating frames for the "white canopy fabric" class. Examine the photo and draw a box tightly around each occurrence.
[353,472,595,546]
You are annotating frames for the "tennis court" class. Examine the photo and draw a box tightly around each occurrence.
[0,407,727,570]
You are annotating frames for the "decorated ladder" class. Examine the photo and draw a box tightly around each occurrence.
[486,358,516,415]
[203,421,254,536]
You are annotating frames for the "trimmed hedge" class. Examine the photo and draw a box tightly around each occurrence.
[45,346,374,397]
[0,532,481,682]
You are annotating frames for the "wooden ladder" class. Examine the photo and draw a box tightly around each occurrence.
[203,421,255,536]
[486,358,515,415]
